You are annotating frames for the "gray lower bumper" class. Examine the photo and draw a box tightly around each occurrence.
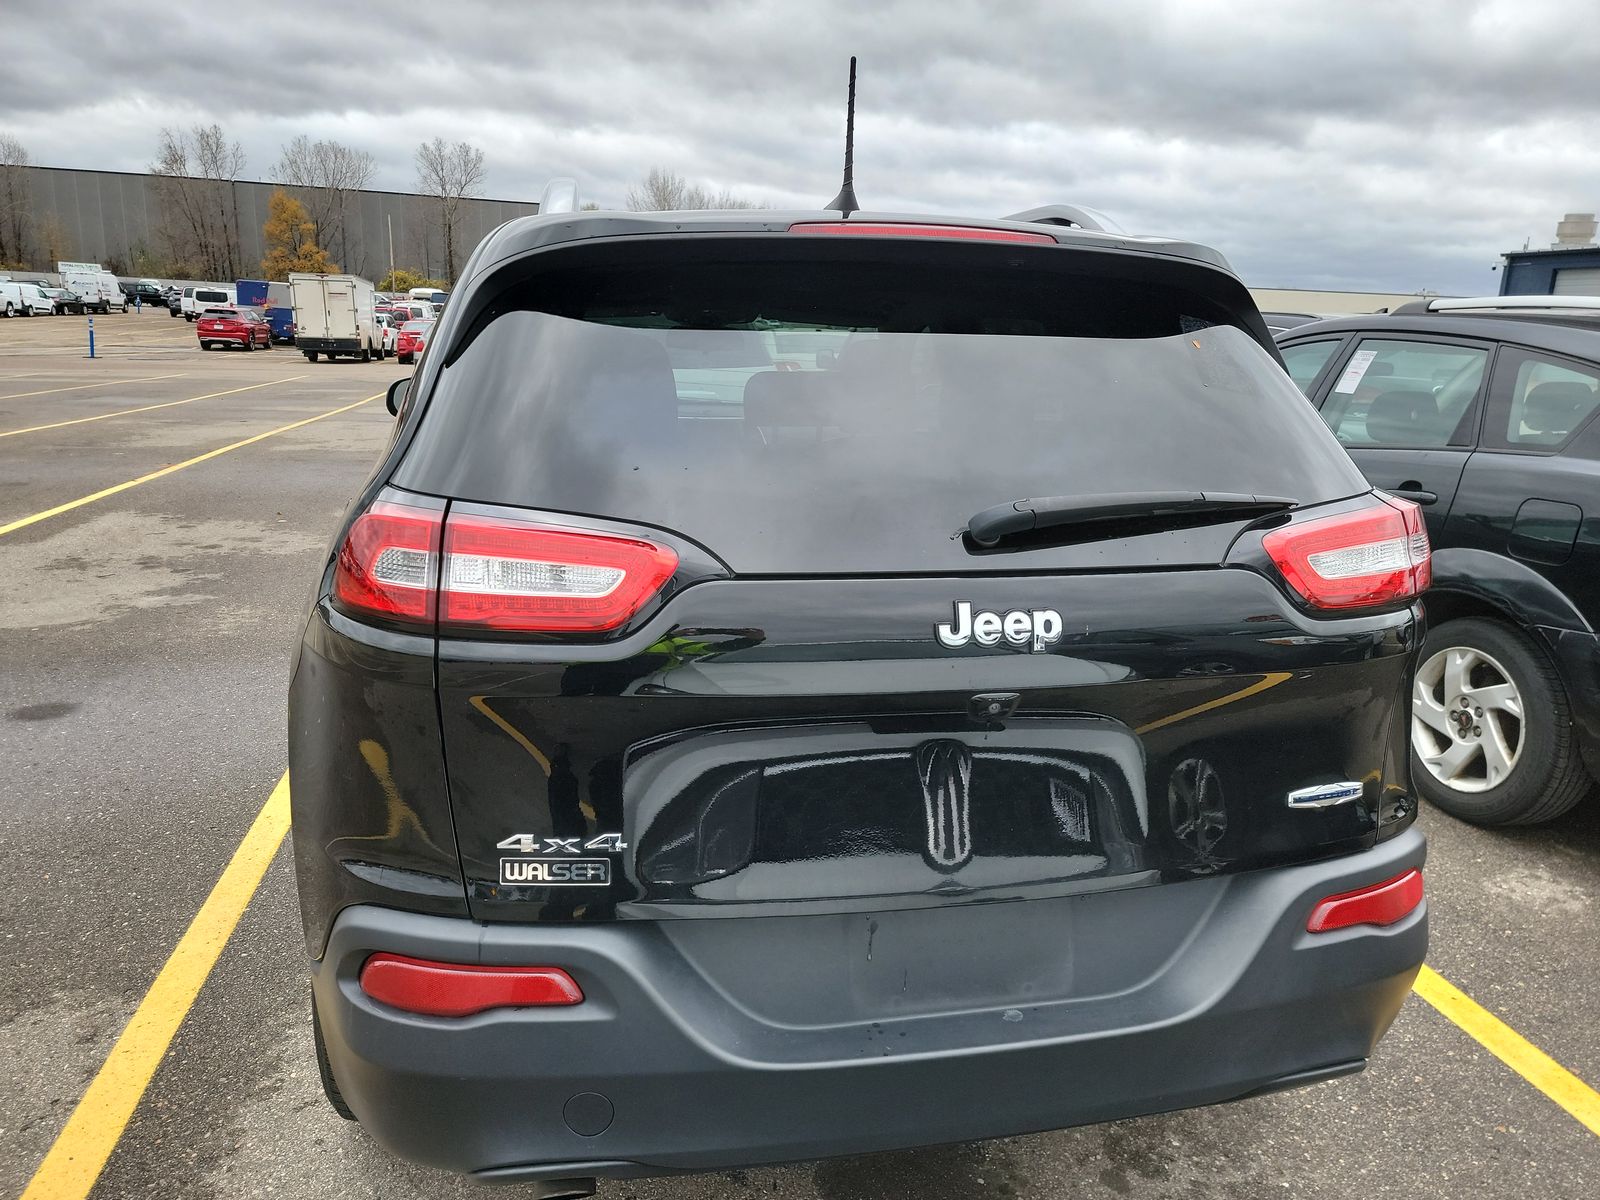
[312,828,1427,1183]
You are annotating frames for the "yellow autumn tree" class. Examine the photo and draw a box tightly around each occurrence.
[260,188,337,278]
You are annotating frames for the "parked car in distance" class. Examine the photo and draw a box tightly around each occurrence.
[13,282,56,316]
[0,279,26,317]
[394,317,433,363]
[170,287,187,316]
[121,280,165,306]
[44,286,86,315]
[195,305,272,351]
[1278,294,1600,825]
[292,201,1430,1188]
[374,310,399,358]
[183,285,236,321]
[1260,310,1325,335]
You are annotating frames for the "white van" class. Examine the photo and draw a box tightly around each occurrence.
[0,279,24,317]
[17,282,55,316]
[58,263,128,314]
[182,285,236,321]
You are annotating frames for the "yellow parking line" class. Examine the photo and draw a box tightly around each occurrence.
[0,373,187,401]
[1414,964,1600,1137]
[19,774,292,1200]
[0,375,307,439]
[0,393,380,538]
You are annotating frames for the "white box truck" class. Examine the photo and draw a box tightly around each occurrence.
[289,273,381,362]
[58,262,128,313]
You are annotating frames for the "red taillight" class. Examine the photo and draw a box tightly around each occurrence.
[440,515,678,632]
[1307,869,1424,933]
[360,954,583,1016]
[332,500,442,624]
[1262,495,1430,610]
[788,221,1057,244]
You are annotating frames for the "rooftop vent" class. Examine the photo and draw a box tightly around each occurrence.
[1554,213,1596,248]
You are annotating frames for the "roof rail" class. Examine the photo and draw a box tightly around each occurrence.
[1005,204,1125,234]
[1425,295,1600,313]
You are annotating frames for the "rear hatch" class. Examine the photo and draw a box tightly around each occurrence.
[372,229,1421,923]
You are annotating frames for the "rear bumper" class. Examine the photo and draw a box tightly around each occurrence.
[197,331,254,344]
[297,337,361,352]
[312,827,1426,1183]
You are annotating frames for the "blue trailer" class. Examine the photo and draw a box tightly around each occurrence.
[236,279,296,342]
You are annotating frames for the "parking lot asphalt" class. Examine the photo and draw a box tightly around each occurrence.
[3,308,1598,1199]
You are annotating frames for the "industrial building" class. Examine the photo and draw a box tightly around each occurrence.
[1,164,540,283]
[1499,213,1600,295]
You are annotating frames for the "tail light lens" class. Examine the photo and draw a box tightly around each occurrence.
[331,500,678,634]
[360,954,583,1016]
[332,500,442,623]
[1307,869,1424,932]
[1262,495,1431,610]
[441,514,678,632]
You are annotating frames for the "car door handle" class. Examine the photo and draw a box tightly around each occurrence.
[1389,487,1438,505]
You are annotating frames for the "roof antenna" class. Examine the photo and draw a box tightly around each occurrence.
[826,56,860,217]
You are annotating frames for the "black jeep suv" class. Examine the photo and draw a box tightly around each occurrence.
[1278,297,1600,826]
[290,206,1430,1189]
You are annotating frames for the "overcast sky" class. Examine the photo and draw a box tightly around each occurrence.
[3,0,1594,294]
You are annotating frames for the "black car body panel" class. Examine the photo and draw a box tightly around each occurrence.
[290,208,1427,1180]
[1278,310,1600,777]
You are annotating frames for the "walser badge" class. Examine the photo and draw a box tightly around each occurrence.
[497,833,625,886]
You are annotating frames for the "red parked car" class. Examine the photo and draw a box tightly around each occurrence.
[395,318,434,364]
[196,306,272,352]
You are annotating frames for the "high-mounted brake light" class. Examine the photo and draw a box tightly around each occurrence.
[440,515,678,632]
[1262,495,1431,610]
[788,221,1057,245]
[1307,869,1424,933]
[332,500,442,624]
[360,954,583,1017]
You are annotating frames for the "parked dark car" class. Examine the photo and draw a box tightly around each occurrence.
[121,280,165,306]
[43,286,85,315]
[291,204,1429,1190]
[195,305,272,351]
[1278,295,1600,826]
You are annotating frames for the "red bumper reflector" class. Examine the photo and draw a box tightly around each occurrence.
[359,954,584,1016]
[1307,869,1424,933]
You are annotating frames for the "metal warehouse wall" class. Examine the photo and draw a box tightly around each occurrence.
[1499,247,1600,295]
[11,165,540,281]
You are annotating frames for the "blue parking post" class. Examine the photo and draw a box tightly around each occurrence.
[87,317,95,359]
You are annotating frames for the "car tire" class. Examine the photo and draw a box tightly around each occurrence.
[243,337,254,352]
[311,997,357,1121]
[304,351,318,362]
[1410,617,1591,825]
[361,345,372,363]
[3,302,13,317]
[398,353,412,364]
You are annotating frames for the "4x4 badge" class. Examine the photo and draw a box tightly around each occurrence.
[936,600,1062,652]
[497,832,628,854]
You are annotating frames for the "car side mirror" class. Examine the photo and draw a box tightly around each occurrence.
[386,376,411,417]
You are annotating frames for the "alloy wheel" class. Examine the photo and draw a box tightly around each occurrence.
[1412,645,1524,792]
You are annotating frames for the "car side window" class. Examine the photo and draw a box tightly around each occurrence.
[1318,338,1487,449]
[1485,351,1600,451]
[1279,340,1342,397]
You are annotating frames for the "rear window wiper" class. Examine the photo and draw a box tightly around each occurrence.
[966,491,1297,548]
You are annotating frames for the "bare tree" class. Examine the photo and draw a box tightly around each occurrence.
[271,136,376,274]
[151,124,246,279]
[414,138,485,284]
[626,167,762,212]
[0,132,31,267]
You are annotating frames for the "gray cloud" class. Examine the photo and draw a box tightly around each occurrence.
[2,0,1594,293]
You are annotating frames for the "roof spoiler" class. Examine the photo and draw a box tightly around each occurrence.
[1005,204,1125,234]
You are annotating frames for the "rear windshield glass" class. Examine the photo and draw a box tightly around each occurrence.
[396,248,1366,573]
[195,290,228,303]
